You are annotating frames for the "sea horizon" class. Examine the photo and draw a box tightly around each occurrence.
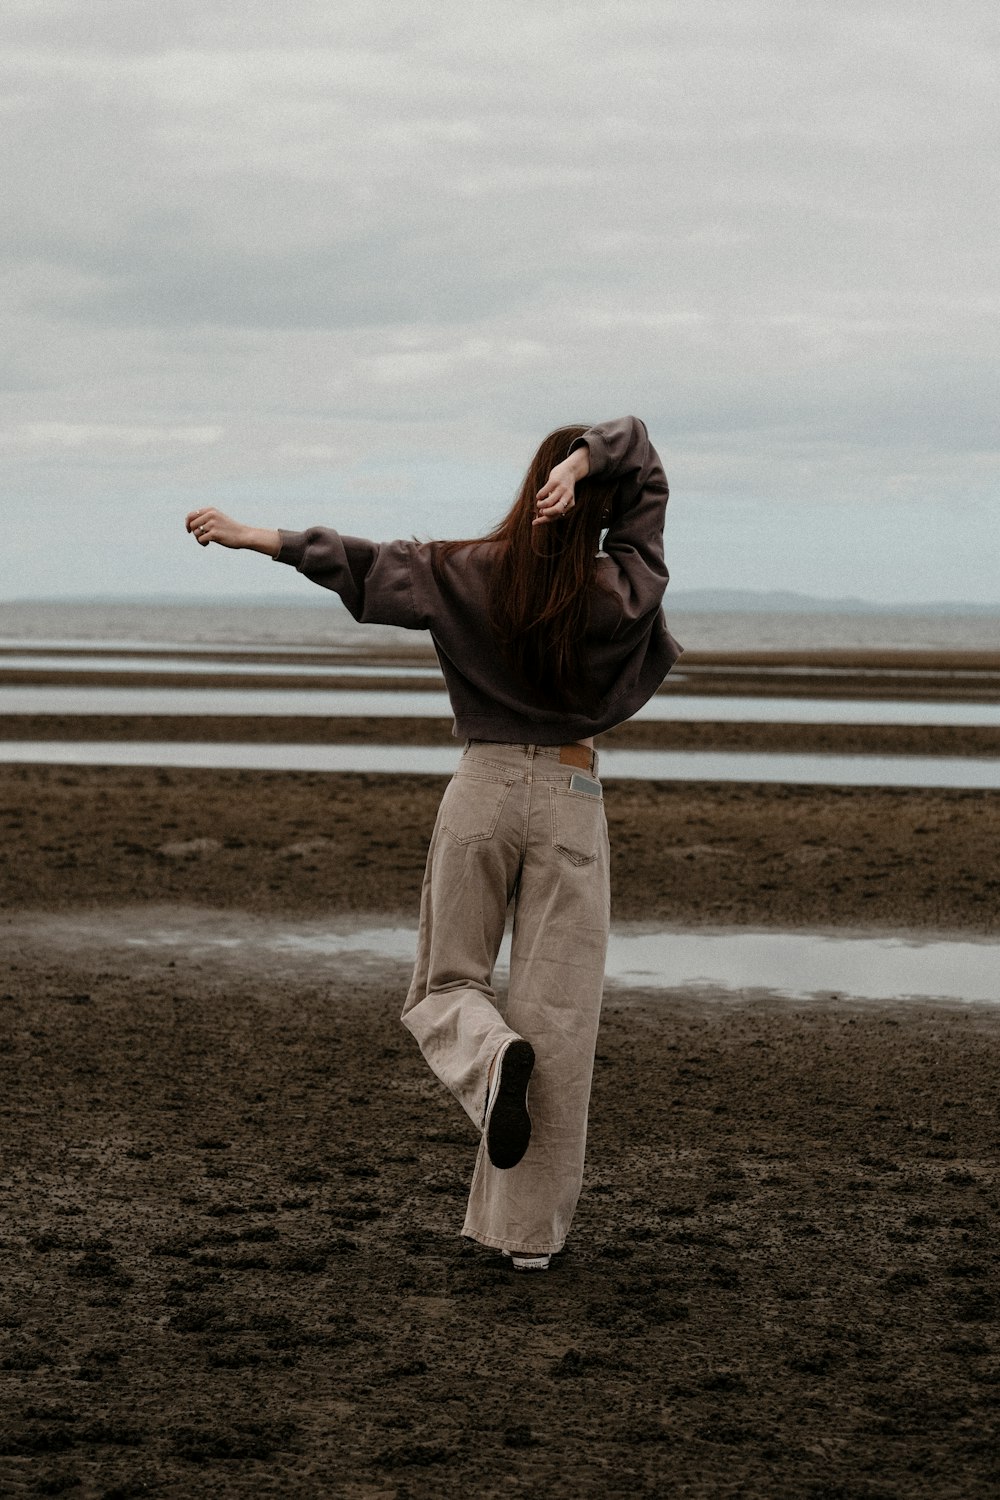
[2,595,998,653]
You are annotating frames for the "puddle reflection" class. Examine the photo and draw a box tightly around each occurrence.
[116,920,1000,1004]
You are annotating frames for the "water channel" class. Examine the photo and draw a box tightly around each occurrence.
[1,739,998,788]
[3,686,999,726]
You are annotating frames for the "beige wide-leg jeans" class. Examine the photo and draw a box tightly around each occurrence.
[401,741,611,1256]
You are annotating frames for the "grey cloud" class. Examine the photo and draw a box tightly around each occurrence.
[24,226,531,331]
[1,0,997,601]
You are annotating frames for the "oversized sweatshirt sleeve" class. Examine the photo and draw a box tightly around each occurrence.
[569,415,670,624]
[273,527,422,628]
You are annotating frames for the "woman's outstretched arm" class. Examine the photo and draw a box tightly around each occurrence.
[185,507,280,557]
[189,506,426,630]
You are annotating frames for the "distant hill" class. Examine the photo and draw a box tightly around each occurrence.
[667,589,1000,616]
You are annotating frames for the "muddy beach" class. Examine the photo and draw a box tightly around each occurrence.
[3,931,1000,1498]
[0,761,996,931]
[2,760,999,1496]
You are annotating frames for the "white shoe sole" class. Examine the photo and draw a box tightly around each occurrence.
[502,1249,551,1272]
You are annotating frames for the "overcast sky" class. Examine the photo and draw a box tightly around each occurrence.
[2,0,998,605]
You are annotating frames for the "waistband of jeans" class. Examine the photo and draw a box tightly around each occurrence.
[464,739,599,777]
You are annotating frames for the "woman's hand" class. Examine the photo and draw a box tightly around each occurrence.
[185,507,247,548]
[533,446,590,527]
[185,508,280,556]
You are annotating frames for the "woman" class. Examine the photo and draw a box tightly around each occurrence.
[186,415,681,1271]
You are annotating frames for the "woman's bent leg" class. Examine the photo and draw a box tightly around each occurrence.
[401,765,525,1130]
[462,769,610,1255]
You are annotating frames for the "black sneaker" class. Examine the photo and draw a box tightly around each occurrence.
[483,1037,535,1169]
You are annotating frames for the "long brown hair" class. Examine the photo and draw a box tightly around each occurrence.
[434,425,619,711]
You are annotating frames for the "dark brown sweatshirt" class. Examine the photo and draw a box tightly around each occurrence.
[273,415,682,743]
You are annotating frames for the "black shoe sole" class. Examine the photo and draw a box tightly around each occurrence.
[485,1039,535,1169]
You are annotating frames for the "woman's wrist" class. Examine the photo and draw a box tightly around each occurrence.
[568,443,591,480]
[243,526,282,557]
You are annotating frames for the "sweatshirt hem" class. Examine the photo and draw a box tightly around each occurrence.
[457,718,604,746]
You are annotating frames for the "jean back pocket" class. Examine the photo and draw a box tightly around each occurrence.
[550,784,604,866]
[441,773,513,844]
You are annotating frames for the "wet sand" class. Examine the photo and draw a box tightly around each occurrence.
[1,762,996,930]
[4,713,1000,759]
[2,751,999,1495]
[2,930,999,1497]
